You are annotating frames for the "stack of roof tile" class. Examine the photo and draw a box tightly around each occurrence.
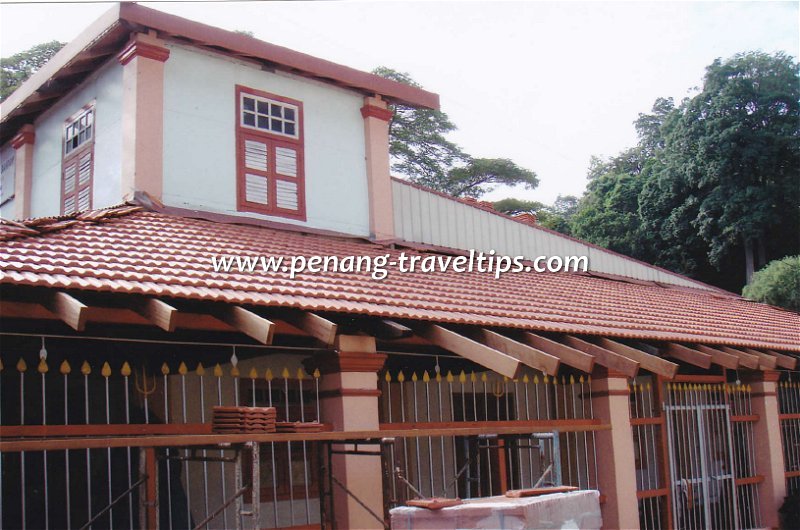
[275,421,324,433]
[212,406,277,434]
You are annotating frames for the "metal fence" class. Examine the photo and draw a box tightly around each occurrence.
[0,350,323,530]
[379,366,598,502]
[629,376,667,530]
[663,381,762,530]
[778,373,800,496]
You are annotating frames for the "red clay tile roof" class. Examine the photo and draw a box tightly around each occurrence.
[1,206,798,352]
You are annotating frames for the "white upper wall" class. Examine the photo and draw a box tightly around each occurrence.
[392,179,716,290]
[161,44,371,236]
[29,59,123,218]
[0,144,15,219]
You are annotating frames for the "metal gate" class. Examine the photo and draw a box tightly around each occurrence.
[665,383,739,530]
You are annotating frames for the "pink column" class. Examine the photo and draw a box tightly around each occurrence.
[591,370,640,529]
[11,124,35,219]
[307,335,387,529]
[118,32,170,202]
[361,96,395,241]
[744,370,786,529]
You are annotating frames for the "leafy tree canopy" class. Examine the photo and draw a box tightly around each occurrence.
[742,256,800,312]
[570,51,799,291]
[1,41,64,101]
[373,67,538,199]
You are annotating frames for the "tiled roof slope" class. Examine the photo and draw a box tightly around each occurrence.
[1,206,798,352]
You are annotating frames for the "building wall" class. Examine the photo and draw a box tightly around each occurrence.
[0,144,15,219]
[29,59,123,218]
[392,179,713,290]
[162,45,371,237]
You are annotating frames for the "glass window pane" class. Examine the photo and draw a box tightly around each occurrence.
[257,100,269,114]
[243,97,255,111]
[243,112,256,126]
[258,115,270,129]
[284,123,295,136]
[270,104,282,117]
[284,108,295,122]
[271,119,282,132]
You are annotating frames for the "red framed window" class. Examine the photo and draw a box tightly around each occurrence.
[61,105,94,214]
[236,86,306,220]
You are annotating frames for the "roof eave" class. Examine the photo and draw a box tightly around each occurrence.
[0,4,123,128]
[1,2,439,138]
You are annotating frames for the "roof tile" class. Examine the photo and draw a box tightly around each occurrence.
[1,207,797,351]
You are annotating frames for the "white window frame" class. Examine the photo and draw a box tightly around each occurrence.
[239,93,300,140]
[64,106,94,156]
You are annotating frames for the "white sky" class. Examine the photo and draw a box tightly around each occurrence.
[1,1,798,204]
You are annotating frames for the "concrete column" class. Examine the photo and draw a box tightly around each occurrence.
[305,335,387,529]
[118,31,170,202]
[591,371,640,530]
[11,124,35,219]
[744,370,786,529]
[361,96,395,241]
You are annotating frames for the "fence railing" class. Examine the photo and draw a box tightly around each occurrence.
[379,367,598,500]
[629,376,667,530]
[0,352,324,530]
[778,373,800,496]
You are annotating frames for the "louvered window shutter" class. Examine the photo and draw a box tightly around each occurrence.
[237,90,304,218]
[62,160,78,214]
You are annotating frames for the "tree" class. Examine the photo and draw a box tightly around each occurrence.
[1,41,64,101]
[373,67,537,198]
[572,52,799,291]
[649,52,800,283]
[742,256,800,312]
[493,195,577,235]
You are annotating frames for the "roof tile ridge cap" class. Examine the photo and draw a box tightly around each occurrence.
[390,176,726,294]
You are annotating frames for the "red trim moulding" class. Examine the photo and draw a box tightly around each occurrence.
[360,104,393,122]
[118,38,171,65]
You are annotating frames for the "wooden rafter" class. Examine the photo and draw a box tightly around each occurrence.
[279,311,337,346]
[560,335,639,377]
[477,329,559,376]
[216,306,274,345]
[742,348,779,370]
[595,337,678,379]
[130,297,177,332]
[702,345,757,369]
[366,318,413,340]
[412,324,521,379]
[764,349,798,370]
[720,346,773,370]
[41,291,88,331]
[522,333,594,373]
[661,343,712,369]
[691,344,740,369]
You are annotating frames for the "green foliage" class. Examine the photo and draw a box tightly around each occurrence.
[742,256,800,312]
[1,41,64,101]
[373,67,537,198]
[493,195,577,235]
[570,51,800,290]
[652,52,800,269]
[445,158,538,199]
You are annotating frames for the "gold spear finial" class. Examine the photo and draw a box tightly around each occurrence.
[178,362,188,375]
[101,362,111,378]
[61,360,72,375]
[121,362,131,377]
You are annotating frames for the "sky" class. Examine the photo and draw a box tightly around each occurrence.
[1,1,798,205]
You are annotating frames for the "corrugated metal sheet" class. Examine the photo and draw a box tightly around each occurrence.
[392,179,712,290]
